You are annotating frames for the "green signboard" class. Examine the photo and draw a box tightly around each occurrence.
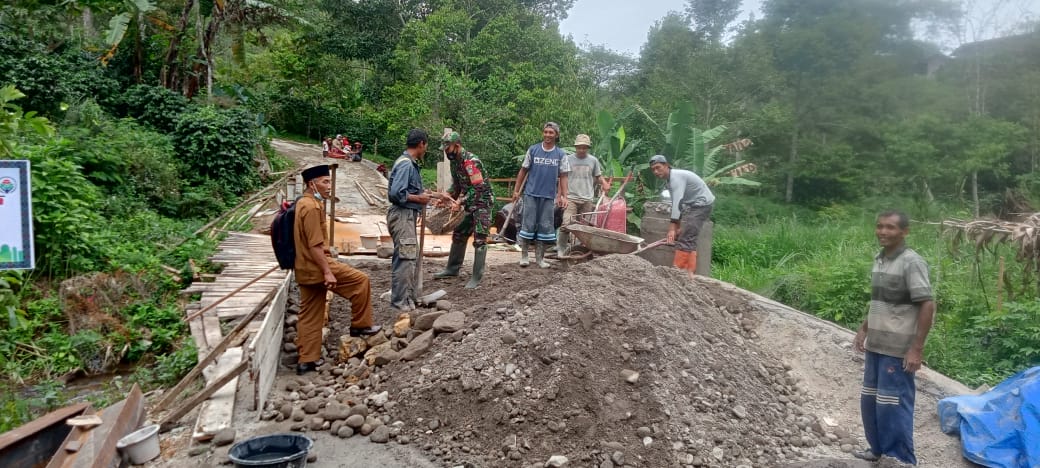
[0,160,34,270]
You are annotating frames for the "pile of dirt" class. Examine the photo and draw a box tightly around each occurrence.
[369,255,852,467]
[258,255,871,467]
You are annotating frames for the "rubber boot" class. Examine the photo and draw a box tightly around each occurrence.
[673,250,689,269]
[536,242,550,269]
[556,231,569,257]
[519,239,530,267]
[464,245,487,289]
[686,251,698,277]
[434,241,466,278]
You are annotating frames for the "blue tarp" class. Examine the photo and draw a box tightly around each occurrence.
[938,366,1040,468]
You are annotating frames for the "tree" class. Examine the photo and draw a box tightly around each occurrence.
[684,0,742,45]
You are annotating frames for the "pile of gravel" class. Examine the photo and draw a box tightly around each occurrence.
[377,255,840,467]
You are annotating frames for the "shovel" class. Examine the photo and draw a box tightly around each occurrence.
[632,238,669,255]
[494,177,527,243]
[415,203,447,306]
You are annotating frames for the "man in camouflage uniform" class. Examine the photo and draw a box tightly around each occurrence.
[434,130,494,288]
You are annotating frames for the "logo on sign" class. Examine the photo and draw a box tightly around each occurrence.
[0,176,14,195]
[0,176,15,205]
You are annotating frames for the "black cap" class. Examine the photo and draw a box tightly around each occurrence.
[302,165,330,182]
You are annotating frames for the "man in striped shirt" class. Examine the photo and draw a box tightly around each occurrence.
[853,210,935,466]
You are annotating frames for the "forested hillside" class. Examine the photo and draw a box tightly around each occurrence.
[1,0,1038,430]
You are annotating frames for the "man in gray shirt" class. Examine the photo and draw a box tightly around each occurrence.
[557,134,610,255]
[649,155,714,277]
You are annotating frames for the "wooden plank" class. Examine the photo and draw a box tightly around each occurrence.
[199,297,275,308]
[47,385,144,468]
[202,315,223,350]
[158,360,248,432]
[192,347,243,441]
[65,416,102,428]
[188,317,210,359]
[152,288,276,413]
[249,273,291,413]
[0,403,88,468]
[44,408,94,468]
[183,265,279,322]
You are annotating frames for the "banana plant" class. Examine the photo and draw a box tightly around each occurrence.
[101,0,161,64]
[594,109,642,178]
[634,102,759,187]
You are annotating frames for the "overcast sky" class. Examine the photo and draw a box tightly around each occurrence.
[559,0,1039,56]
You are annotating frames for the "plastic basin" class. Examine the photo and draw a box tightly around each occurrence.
[228,434,313,468]
[116,424,160,465]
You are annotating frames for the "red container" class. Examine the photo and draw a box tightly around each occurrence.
[597,198,628,234]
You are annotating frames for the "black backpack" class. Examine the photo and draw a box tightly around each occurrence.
[270,196,304,270]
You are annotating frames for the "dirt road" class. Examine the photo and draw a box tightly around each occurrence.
[269,139,388,217]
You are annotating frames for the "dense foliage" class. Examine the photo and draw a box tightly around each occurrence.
[0,0,1038,429]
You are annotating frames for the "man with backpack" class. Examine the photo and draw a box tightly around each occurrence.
[293,164,380,375]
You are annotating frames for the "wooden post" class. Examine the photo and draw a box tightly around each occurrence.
[328,163,339,252]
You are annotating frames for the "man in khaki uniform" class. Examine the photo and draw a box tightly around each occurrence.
[294,164,380,375]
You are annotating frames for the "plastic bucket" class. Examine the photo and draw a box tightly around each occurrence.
[116,424,160,465]
[228,434,313,468]
[360,234,379,249]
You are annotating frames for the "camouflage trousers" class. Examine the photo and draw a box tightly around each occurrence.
[452,201,493,248]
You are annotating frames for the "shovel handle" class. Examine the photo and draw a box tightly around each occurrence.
[628,239,669,253]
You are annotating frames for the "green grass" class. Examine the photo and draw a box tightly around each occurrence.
[271,130,318,145]
[712,198,1039,388]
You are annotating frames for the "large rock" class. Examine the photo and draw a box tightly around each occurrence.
[365,331,389,347]
[347,405,368,418]
[344,414,365,429]
[413,311,446,331]
[369,425,390,443]
[338,336,368,362]
[433,311,466,334]
[212,428,236,447]
[400,330,434,361]
[393,313,411,337]
[365,391,389,408]
[322,402,351,421]
[373,350,401,366]
[364,342,399,367]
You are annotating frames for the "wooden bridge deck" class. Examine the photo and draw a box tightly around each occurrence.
[180,232,291,441]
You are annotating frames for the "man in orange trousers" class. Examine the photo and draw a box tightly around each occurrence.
[649,155,714,277]
[293,164,381,375]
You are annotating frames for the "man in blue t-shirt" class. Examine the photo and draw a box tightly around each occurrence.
[512,122,571,268]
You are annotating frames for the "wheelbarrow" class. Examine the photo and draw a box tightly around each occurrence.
[558,224,667,262]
